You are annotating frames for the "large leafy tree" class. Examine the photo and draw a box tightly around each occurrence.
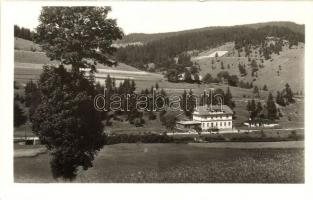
[32,7,123,180]
[34,7,123,72]
[160,112,178,132]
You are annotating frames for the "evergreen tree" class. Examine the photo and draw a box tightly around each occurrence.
[284,83,294,103]
[267,92,278,120]
[251,59,258,76]
[224,87,235,109]
[14,25,34,41]
[253,86,260,97]
[238,63,247,76]
[250,99,257,119]
[276,91,285,106]
[181,90,187,115]
[256,102,263,116]
[155,82,159,90]
[246,101,251,112]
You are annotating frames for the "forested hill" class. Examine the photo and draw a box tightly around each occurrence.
[114,23,304,70]
[116,21,304,45]
[115,26,221,45]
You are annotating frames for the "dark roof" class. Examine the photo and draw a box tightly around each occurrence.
[194,105,233,115]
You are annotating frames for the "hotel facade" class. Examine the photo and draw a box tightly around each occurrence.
[176,105,233,132]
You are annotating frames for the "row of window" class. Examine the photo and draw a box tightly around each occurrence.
[196,115,231,120]
[202,121,232,128]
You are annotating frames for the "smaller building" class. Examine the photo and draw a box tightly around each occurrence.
[176,121,201,132]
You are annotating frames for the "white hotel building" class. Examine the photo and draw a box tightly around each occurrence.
[176,105,233,132]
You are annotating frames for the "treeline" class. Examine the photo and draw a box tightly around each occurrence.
[164,53,200,83]
[246,83,295,123]
[202,71,239,87]
[246,92,278,122]
[14,25,34,41]
[115,26,304,71]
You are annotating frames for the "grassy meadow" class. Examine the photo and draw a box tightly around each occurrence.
[14,143,304,183]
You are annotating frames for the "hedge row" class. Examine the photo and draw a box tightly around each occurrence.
[106,134,174,145]
[105,132,304,145]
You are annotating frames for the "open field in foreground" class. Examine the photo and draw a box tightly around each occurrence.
[14,143,304,183]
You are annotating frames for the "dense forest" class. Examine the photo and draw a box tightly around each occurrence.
[117,21,304,45]
[115,25,304,73]
[14,25,34,41]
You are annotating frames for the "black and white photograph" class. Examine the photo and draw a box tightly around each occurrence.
[1,0,313,199]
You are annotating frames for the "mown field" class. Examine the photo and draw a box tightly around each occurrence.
[14,143,304,183]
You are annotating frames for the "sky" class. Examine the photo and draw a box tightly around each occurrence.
[11,1,311,35]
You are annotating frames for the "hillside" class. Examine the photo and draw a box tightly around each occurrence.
[14,37,256,98]
[14,37,42,52]
[114,22,304,94]
[117,21,304,45]
[192,42,304,93]
[14,37,163,85]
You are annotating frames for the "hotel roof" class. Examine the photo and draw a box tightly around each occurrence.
[194,105,233,115]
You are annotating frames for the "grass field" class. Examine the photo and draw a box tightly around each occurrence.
[14,143,304,183]
[14,37,42,52]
